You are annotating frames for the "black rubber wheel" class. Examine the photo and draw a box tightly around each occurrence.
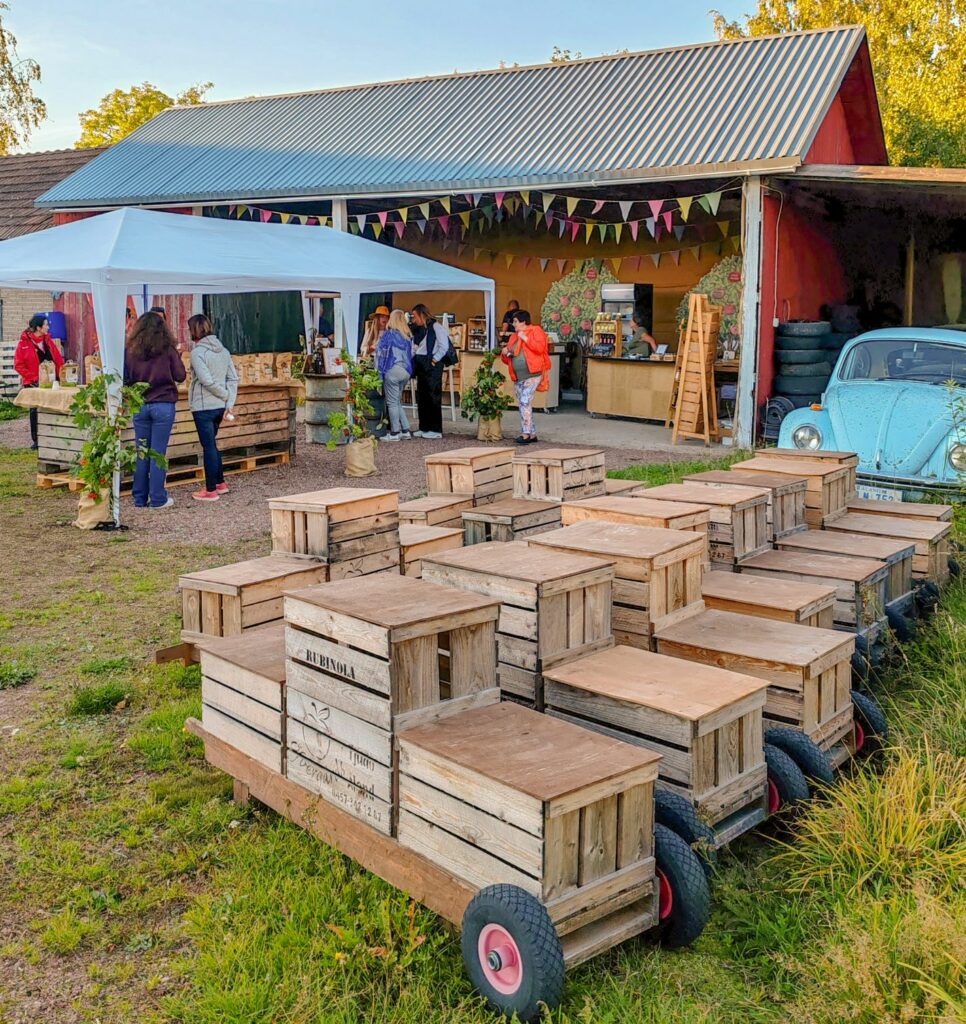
[461,884,564,1021]
[761,396,796,440]
[774,374,831,395]
[764,742,811,811]
[764,727,834,785]
[850,690,889,754]
[821,332,852,350]
[653,823,711,949]
[654,789,717,878]
[915,580,941,616]
[886,605,915,643]
[778,320,831,337]
[776,335,826,351]
[778,361,832,377]
[949,557,961,578]
[775,348,832,365]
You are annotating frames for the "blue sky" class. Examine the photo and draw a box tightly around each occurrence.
[11,0,747,152]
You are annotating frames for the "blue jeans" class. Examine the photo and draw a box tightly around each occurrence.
[192,408,225,492]
[132,401,176,507]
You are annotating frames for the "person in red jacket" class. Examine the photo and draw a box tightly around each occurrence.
[14,314,65,449]
[500,309,551,444]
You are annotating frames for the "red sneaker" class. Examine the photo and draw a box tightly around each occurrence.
[215,482,229,493]
[192,489,220,502]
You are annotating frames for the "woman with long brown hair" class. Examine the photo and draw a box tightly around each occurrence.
[124,311,186,508]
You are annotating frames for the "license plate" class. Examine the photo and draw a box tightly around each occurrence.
[856,483,903,503]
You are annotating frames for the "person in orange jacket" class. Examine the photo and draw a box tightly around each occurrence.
[14,314,64,449]
[501,309,551,444]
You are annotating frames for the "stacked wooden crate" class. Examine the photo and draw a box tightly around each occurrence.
[824,512,952,584]
[845,496,953,523]
[655,610,856,759]
[398,701,662,946]
[528,523,705,650]
[604,478,641,496]
[398,524,463,577]
[283,575,501,835]
[731,456,849,528]
[633,482,770,568]
[738,549,888,640]
[561,495,710,558]
[269,487,400,577]
[765,448,859,496]
[544,646,769,843]
[425,447,514,506]
[701,571,836,628]
[683,469,807,541]
[200,624,287,773]
[512,448,606,502]
[421,541,614,709]
[461,499,561,545]
[399,495,474,529]
[179,555,328,642]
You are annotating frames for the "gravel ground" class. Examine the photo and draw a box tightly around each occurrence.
[0,414,699,547]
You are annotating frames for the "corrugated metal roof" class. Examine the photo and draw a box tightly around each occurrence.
[38,26,868,209]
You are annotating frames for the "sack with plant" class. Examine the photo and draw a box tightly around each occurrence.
[69,373,168,529]
[461,350,511,442]
[325,351,381,476]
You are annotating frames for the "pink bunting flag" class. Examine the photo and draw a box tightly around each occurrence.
[544,211,554,229]
[571,221,580,242]
[464,193,475,205]
[647,199,664,220]
[592,199,605,215]
[494,192,505,209]
[377,210,389,228]
[671,249,681,265]
[520,257,531,268]
[438,215,450,234]
[260,209,272,223]
[228,204,237,217]
[662,210,673,233]
[556,259,567,273]
[309,216,320,226]
[630,255,642,270]
[629,220,639,242]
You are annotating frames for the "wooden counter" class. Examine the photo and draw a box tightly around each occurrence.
[586,357,676,422]
[460,351,561,410]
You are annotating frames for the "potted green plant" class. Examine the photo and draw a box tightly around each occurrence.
[69,373,168,529]
[325,351,382,476]
[460,350,512,441]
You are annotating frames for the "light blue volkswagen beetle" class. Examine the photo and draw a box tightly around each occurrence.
[778,328,966,499]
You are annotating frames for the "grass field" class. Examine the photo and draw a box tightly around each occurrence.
[0,445,962,1023]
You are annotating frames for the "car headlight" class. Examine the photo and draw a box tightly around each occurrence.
[949,443,966,471]
[792,424,822,450]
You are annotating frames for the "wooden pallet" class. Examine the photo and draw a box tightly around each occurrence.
[635,482,770,567]
[765,449,859,496]
[283,575,501,836]
[528,522,705,650]
[461,499,562,545]
[399,495,474,529]
[425,447,514,505]
[512,448,606,502]
[654,610,855,753]
[732,457,849,528]
[398,702,660,943]
[399,524,463,577]
[824,512,953,584]
[421,541,615,709]
[179,555,329,643]
[668,294,721,445]
[701,571,836,629]
[683,469,808,541]
[544,646,768,837]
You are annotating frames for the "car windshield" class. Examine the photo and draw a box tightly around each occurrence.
[838,339,966,384]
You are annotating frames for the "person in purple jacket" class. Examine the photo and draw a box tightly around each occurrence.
[124,311,186,509]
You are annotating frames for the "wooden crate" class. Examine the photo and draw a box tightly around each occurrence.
[528,523,705,649]
[421,541,614,709]
[544,646,768,838]
[634,482,770,566]
[563,495,711,545]
[398,701,661,943]
[683,469,807,541]
[604,478,641,496]
[654,610,855,753]
[200,623,287,773]
[775,530,915,609]
[731,457,849,527]
[701,571,836,628]
[425,447,514,505]
[739,549,888,639]
[399,524,463,577]
[824,512,952,584]
[284,575,501,835]
[399,495,474,529]
[845,497,953,523]
[765,448,859,496]
[512,448,606,502]
[462,499,561,545]
[269,487,400,574]
[179,555,328,642]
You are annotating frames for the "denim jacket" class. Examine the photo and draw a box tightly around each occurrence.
[376,328,413,377]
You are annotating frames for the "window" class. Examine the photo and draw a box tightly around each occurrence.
[839,339,966,385]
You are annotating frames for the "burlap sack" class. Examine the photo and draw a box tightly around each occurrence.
[344,437,378,477]
[74,489,112,530]
[477,417,503,442]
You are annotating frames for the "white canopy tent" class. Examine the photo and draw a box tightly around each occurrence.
[0,207,495,524]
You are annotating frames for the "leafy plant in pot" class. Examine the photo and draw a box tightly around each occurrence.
[325,351,382,476]
[460,350,512,441]
[69,373,167,529]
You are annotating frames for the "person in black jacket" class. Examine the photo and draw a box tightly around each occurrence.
[409,304,448,438]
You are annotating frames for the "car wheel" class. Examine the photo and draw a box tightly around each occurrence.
[774,374,831,395]
[778,361,832,377]
[778,320,831,337]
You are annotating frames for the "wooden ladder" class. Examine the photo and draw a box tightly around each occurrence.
[668,293,722,445]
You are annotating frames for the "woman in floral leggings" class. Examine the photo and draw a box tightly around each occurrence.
[500,309,551,444]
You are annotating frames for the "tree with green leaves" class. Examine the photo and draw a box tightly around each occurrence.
[711,2,966,167]
[0,1,46,154]
[76,81,213,149]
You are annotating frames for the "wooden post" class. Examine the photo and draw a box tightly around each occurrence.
[904,226,915,326]
[331,199,348,233]
[736,176,763,450]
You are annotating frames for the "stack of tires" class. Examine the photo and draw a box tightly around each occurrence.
[774,320,836,405]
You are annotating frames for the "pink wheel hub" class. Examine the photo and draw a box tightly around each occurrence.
[478,923,523,995]
[853,720,866,754]
[657,867,674,920]
[767,777,781,815]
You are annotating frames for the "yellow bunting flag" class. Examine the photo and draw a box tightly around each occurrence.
[505,254,514,268]
[459,211,471,229]
[567,196,579,217]
[237,205,248,218]
[585,222,594,243]
[611,258,622,275]
[614,223,623,244]
[543,192,556,211]
[440,196,451,213]
[419,203,430,219]
[280,213,291,224]
[520,191,530,205]
[677,196,693,221]
[373,223,383,239]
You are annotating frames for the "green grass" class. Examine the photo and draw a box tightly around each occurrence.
[0,446,962,1023]
[608,450,748,486]
[0,660,36,689]
[0,399,27,422]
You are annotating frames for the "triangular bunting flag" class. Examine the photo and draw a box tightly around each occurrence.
[566,196,579,217]
[543,192,556,211]
[377,210,389,228]
[495,207,504,223]
[519,190,529,206]
[610,258,622,275]
[592,199,605,215]
[645,217,656,237]
[457,244,466,257]
[471,193,482,206]
[698,191,722,216]
[260,209,272,223]
[598,223,607,242]
[349,222,360,234]
[556,259,567,273]
[650,252,661,267]
[237,205,248,218]
[483,206,495,226]
[280,213,291,224]
[614,223,623,244]
[520,257,531,269]
[417,219,427,234]
[308,216,319,226]
[438,215,450,234]
[394,221,405,239]
[671,249,681,265]
[418,203,429,220]
[373,223,383,239]
[441,238,451,251]
[459,211,471,229]
[494,192,505,210]
[717,220,730,237]
[571,221,581,242]
[473,247,482,260]
[619,200,633,221]
[558,218,566,238]
[355,214,367,232]
[228,204,237,217]
[673,224,686,241]
[647,199,664,220]
[662,210,673,233]
[440,196,451,213]
[629,220,639,242]
[539,258,549,272]
[730,235,742,253]
[692,245,702,261]
[545,211,554,229]
[584,223,594,243]
[677,196,693,221]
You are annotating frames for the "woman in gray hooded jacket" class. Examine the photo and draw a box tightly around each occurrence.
[188,314,239,502]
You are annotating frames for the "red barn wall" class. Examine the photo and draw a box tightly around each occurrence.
[804,94,856,165]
